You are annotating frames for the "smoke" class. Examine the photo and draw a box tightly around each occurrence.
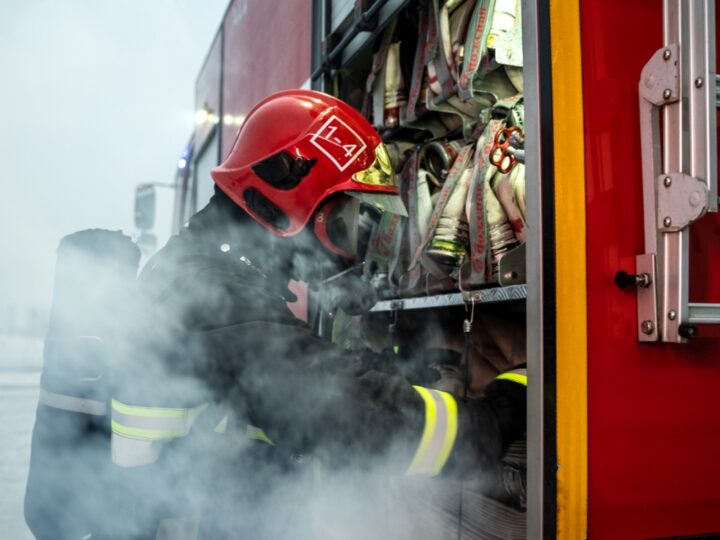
[0,2,228,537]
[21,208,526,540]
[0,0,227,316]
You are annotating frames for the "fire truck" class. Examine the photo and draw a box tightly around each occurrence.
[132,0,720,538]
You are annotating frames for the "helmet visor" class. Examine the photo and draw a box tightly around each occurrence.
[314,195,393,260]
[352,143,396,187]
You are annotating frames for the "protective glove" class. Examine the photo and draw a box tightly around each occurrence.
[451,374,527,474]
[325,273,379,316]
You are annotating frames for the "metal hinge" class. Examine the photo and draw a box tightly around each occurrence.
[656,172,708,232]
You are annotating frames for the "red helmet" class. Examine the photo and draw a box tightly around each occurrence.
[211,90,404,242]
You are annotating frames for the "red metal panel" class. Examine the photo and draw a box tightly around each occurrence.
[195,31,222,151]
[581,1,720,538]
[221,0,312,160]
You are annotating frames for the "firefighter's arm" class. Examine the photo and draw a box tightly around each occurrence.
[201,321,526,477]
[393,368,526,478]
[441,368,527,476]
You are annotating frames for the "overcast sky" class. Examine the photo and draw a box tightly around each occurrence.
[0,0,229,312]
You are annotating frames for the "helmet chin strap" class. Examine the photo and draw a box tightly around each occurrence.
[322,261,365,284]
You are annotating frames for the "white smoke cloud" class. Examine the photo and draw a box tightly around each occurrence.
[0,0,227,314]
[0,1,228,537]
[19,217,526,539]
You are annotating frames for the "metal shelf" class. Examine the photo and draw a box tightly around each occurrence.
[338,0,411,69]
[313,0,413,84]
[370,284,528,312]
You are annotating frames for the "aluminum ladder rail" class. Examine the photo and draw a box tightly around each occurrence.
[636,0,717,342]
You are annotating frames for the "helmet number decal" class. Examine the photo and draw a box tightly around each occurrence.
[310,115,367,172]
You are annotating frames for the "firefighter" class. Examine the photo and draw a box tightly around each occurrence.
[110,89,526,539]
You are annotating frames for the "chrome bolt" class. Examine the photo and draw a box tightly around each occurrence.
[668,310,677,321]
[689,190,702,207]
[695,77,704,88]
[641,320,655,335]
[663,176,672,187]
[663,216,672,227]
[663,88,672,100]
[663,49,671,60]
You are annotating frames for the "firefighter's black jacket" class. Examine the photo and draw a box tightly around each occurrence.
[114,188,526,537]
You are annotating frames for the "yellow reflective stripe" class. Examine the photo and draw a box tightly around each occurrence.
[110,400,207,444]
[214,415,228,433]
[406,386,458,476]
[496,372,528,386]
[111,419,185,441]
[434,390,458,475]
[111,399,196,418]
[407,386,437,475]
[246,425,275,446]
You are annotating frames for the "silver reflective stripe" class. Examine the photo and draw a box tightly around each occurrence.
[111,435,163,468]
[416,388,448,474]
[38,388,107,416]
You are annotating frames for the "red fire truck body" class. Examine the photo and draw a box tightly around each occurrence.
[173,0,313,229]
[146,1,720,538]
[582,2,720,538]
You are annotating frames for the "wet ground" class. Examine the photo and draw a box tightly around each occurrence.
[0,336,42,540]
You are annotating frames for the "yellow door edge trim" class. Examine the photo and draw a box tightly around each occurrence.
[550,0,589,538]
